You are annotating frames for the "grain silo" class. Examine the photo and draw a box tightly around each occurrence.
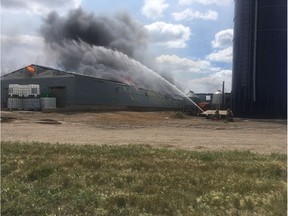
[232,0,287,118]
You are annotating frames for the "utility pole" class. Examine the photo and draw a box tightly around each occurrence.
[222,81,225,109]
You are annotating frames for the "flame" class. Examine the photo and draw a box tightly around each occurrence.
[26,65,36,74]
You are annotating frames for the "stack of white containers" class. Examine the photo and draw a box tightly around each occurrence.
[9,84,23,97]
[7,98,23,110]
[22,84,41,111]
[8,84,41,110]
[8,84,23,110]
[40,98,56,109]
[22,84,40,97]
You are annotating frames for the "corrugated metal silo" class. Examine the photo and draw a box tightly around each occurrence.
[232,0,287,118]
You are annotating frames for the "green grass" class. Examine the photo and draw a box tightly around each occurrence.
[1,141,287,216]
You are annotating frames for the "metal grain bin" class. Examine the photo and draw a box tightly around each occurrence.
[232,0,287,118]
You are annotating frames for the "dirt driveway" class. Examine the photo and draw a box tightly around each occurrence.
[1,110,287,154]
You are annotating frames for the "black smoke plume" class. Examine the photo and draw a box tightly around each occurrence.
[41,8,153,69]
[40,8,182,95]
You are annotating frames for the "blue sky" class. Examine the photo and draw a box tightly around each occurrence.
[1,0,234,93]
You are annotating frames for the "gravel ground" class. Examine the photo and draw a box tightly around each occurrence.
[1,110,287,154]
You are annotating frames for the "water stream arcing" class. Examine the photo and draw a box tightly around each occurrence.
[55,42,205,113]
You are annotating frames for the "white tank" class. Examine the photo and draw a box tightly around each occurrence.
[41,98,56,109]
[8,84,40,97]
[212,90,222,109]
[8,98,23,110]
[8,84,22,97]
[22,98,41,111]
[22,84,40,97]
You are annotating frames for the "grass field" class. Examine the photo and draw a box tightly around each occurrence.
[1,141,287,215]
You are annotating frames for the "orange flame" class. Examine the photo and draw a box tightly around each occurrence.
[26,65,36,74]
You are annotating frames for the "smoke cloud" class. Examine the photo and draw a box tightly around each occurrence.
[40,8,182,96]
[42,9,147,52]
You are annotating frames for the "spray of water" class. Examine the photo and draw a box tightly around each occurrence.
[51,41,204,112]
[40,9,205,113]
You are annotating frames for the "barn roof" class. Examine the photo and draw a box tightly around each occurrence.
[0,64,126,85]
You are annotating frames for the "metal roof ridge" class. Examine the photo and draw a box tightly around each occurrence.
[1,64,129,86]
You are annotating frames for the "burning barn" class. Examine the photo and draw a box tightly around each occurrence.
[1,9,200,112]
[1,64,195,112]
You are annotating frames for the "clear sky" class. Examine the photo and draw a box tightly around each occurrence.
[1,0,234,93]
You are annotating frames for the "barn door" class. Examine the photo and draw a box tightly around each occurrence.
[49,87,66,107]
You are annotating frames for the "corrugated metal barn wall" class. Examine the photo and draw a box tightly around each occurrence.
[74,75,184,109]
[1,66,189,111]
